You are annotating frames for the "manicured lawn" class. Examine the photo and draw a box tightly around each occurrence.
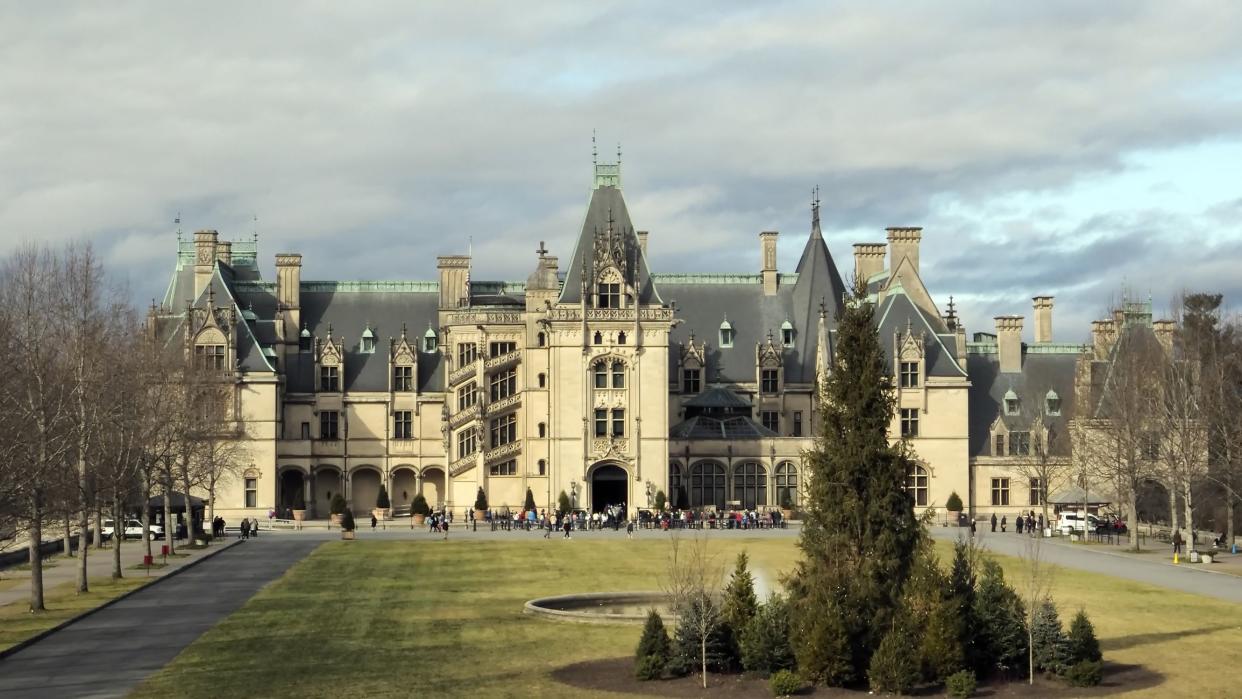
[0,576,148,652]
[131,536,1242,698]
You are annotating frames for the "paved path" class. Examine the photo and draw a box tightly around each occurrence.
[0,538,320,699]
[928,526,1242,604]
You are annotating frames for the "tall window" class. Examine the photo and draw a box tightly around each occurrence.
[594,364,608,388]
[538,373,546,388]
[612,362,625,388]
[900,408,919,437]
[611,409,625,437]
[683,368,701,394]
[537,422,546,438]
[761,369,779,394]
[489,413,517,448]
[792,411,803,437]
[1008,431,1031,456]
[994,433,1005,456]
[1141,432,1160,461]
[319,411,339,440]
[394,410,412,440]
[361,333,375,354]
[1029,478,1044,506]
[761,410,779,433]
[781,324,795,347]
[300,422,311,440]
[991,478,1010,506]
[457,428,477,458]
[899,361,920,388]
[457,343,478,365]
[195,344,226,371]
[458,382,479,411]
[244,478,257,508]
[906,464,929,506]
[393,365,413,392]
[489,459,517,476]
[537,459,546,475]
[536,332,545,347]
[719,322,735,348]
[597,282,620,308]
[319,365,340,392]
[299,330,312,353]
[733,462,767,510]
[594,409,608,437]
[669,462,683,507]
[775,462,798,508]
[489,369,516,401]
[689,462,727,510]
[618,331,627,345]
[1004,394,1021,415]
[1045,391,1062,415]
[489,341,516,358]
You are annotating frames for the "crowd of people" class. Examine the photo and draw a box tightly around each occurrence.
[419,503,789,536]
[986,511,1046,535]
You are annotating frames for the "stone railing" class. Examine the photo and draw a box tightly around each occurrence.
[448,403,481,429]
[448,453,477,477]
[446,310,524,325]
[484,440,522,465]
[484,350,522,373]
[448,359,479,387]
[547,307,675,322]
[485,393,521,418]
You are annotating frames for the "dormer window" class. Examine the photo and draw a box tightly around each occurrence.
[597,282,621,309]
[319,365,340,392]
[194,344,225,371]
[1045,389,1061,416]
[361,327,376,354]
[299,327,312,353]
[1003,389,1020,416]
[719,319,735,348]
[781,320,795,347]
[899,361,920,388]
[422,327,438,353]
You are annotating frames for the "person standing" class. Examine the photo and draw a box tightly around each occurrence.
[1001,515,1007,533]
[563,517,572,539]
[1172,530,1183,559]
[970,517,977,537]
[370,513,377,530]
[626,519,634,540]
[990,513,997,533]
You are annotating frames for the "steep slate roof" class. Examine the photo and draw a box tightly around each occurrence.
[875,291,967,380]
[669,415,779,440]
[558,185,662,306]
[966,350,1079,458]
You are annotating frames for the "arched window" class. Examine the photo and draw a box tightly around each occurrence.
[593,331,603,345]
[733,462,767,510]
[689,462,727,510]
[538,373,546,388]
[775,462,798,508]
[537,331,545,347]
[669,462,683,507]
[538,422,546,438]
[907,464,929,507]
[593,363,608,389]
[618,331,627,345]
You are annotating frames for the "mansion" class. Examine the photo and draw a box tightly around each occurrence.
[154,159,1161,522]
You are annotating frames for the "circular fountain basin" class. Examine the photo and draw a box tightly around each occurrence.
[524,591,676,625]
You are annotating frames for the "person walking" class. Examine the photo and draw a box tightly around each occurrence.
[970,517,977,537]
[240,518,250,540]
[626,519,634,540]
[563,517,572,539]
[1172,530,1183,560]
[1000,515,1007,533]
[990,513,997,533]
[1016,515,1024,535]
[370,513,378,530]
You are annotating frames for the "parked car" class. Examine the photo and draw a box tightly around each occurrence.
[1057,511,1100,535]
[102,519,164,540]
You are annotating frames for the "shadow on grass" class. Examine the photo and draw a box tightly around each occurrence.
[1103,624,1236,651]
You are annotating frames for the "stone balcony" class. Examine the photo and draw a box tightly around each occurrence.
[484,349,521,374]
[484,440,522,465]
[447,359,479,387]
[484,393,521,418]
[448,403,481,429]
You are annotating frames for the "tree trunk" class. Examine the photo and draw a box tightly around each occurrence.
[111,493,123,579]
[1128,490,1140,550]
[29,496,45,612]
[94,507,104,550]
[183,458,196,543]
[1182,480,1195,549]
[142,475,153,559]
[1227,485,1236,549]
[63,511,72,557]
[1168,486,1178,533]
[701,635,708,689]
[163,484,175,556]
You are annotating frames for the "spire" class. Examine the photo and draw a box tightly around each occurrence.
[815,297,831,392]
[811,186,821,238]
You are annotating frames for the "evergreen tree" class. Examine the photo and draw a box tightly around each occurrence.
[740,594,796,676]
[1031,598,1069,676]
[945,491,963,513]
[786,284,924,684]
[524,487,537,513]
[340,508,356,531]
[558,490,571,515]
[655,489,667,512]
[411,493,432,517]
[723,551,759,631]
[868,608,922,694]
[1065,610,1101,664]
[673,594,735,674]
[376,485,390,509]
[948,540,980,672]
[474,487,488,511]
[635,609,672,680]
[972,559,1028,678]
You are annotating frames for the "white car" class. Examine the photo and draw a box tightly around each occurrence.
[1057,512,1102,535]
[102,519,164,540]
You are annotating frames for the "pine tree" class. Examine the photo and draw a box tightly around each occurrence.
[635,609,672,680]
[786,284,924,684]
[948,540,980,672]
[723,552,759,631]
[973,559,1028,678]
[558,490,571,515]
[524,488,537,513]
[1031,598,1069,676]
[673,594,735,674]
[868,608,922,694]
[474,487,488,511]
[740,594,796,676]
[1065,610,1101,663]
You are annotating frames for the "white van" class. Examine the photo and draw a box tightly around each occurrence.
[1057,511,1101,535]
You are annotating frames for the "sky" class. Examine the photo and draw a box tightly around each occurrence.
[2,1,1241,342]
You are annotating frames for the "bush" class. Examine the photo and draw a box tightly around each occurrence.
[635,654,665,681]
[411,493,431,517]
[1031,599,1069,676]
[558,490,571,516]
[1066,610,1102,664]
[340,508,356,531]
[869,612,922,694]
[635,610,671,680]
[723,552,759,632]
[329,493,347,515]
[768,669,801,697]
[945,491,963,512]
[741,594,796,676]
[291,488,306,510]
[945,669,977,698]
[654,489,667,512]
[779,491,794,510]
[376,485,391,509]
[972,559,1028,678]
[673,593,736,674]
[1063,659,1103,687]
[474,487,488,511]
[524,488,537,513]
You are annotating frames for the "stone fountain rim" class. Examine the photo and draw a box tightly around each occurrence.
[524,590,677,625]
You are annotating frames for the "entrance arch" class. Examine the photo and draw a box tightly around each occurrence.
[313,466,342,518]
[392,467,417,508]
[421,467,446,508]
[278,468,307,517]
[351,467,381,514]
[590,463,629,513]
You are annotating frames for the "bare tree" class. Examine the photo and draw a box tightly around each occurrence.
[1017,533,1055,685]
[1155,351,1208,547]
[1008,409,1072,529]
[662,529,725,689]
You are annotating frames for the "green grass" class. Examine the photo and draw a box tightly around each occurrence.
[0,576,148,652]
[130,536,1242,698]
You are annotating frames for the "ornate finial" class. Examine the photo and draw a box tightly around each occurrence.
[592,130,597,166]
[401,322,407,339]
[537,241,547,258]
[811,186,821,228]
[327,323,334,338]
[175,212,182,241]
[818,297,827,319]
[617,142,622,163]
[767,329,774,343]
[206,284,215,305]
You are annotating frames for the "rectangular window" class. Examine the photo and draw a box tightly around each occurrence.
[1141,432,1160,461]
[490,413,517,448]
[994,434,1005,456]
[761,410,779,433]
[537,459,546,475]
[1029,478,1044,506]
[793,411,803,437]
[1008,431,1031,456]
[611,409,625,437]
[683,368,701,394]
[612,364,625,388]
[596,283,621,308]
[900,408,919,438]
[594,365,608,389]
[244,478,257,508]
[393,365,413,392]
[300,422,311,440]
[457,428,477,458]
[782,328,795,347]
[457,343,478,366]
[488,341,516,358]
[594,408,607,438]
[899,361,920,388]
[394,410,412,440]
[489,369,517,401]
[319,411,339,440]
[194,345,226,371]
[457,382,478,411]
[761,369,779,394]
[489,459,517,476]
[319,365,340,392]
[991,477,1011,506]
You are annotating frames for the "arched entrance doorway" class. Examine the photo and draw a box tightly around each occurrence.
[590,463,628,513]
[392,468,416,508]
[278,468,306,517]
[351,468,381,514]
[421,468,446,508]
[313,466,342,518]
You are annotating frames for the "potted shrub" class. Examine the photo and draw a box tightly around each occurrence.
[558,490,572,517]
[654,489,667,513]
[473,487,488,521]
[524,487,537,516]
[340,508,356,540]
[411,493,431,526]
[374,485,392,521]
[945,490,964,526]
[329,493,347,527]
[780,491,795,520]
[291,488,307,524]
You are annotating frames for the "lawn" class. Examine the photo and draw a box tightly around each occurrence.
[130,535,1242,698]
[0,576,148,652]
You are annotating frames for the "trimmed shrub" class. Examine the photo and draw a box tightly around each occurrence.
[1066,610,1102,664]
[376,485,391,509]
[340,508,356,531]
[945,669,977,698]
[329,493,347,515]
[411,493,431,517]
[921,598,966,681]
[635,610,672,680]
[673,593,736,674]
[557,490,571,516]
[869,612,922,694]
[474,487,488,511]
[635,654,665,681]
[524,488,537,513]
[291,488,306,510]
[945,491,963,512]
[972,559,1028,678]
[1031,599,1069,676]
[654,489,667,512]
[723,552,759,632]
[740,594,796,676]
[768,669,801,697]
[1063,659,1103,687]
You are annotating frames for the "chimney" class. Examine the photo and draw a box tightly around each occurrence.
[760,231,778,295]
[1152,319,1175,353]
[216,240,233,266]
[193,230,219,299]
[437,255,471,309]
[886,227,923,274]
[995,315,1024,373]
[275,254,302,342]
[1032,296,1054,343]
[853,243,886,284]
[636,231,649,257]
[1091,318,1116,360]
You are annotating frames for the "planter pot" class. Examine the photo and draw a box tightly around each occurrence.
[292,509,306,522]
[947,510,962,526]
[781,509,794,521]
[372,508,391,521]
[413,514,426,526]
[474,509,487,521]
[1043,528,1052,538]
[330,513,343,526]
[341,530,356,540]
